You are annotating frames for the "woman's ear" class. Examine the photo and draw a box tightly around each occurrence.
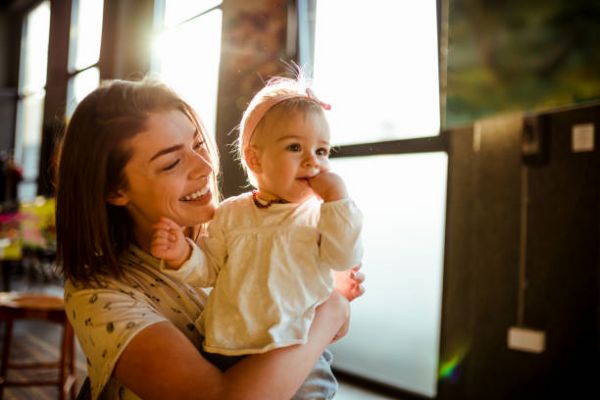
[106,190,129,206]
[244,146,262,173]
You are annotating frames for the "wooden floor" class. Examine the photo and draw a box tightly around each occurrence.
[1,319,87,400]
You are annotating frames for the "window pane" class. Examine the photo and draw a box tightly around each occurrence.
[66,67,100,118]
[19,1,50,94]
[14,91,46,199]
[329,153,447,397]
[312,0,440,145]
[153,10,222,138]
[69,0,104,71]
[163,0,222,27]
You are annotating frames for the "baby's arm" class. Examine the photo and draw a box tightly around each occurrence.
[309,172,364,271]
[151,217,219,287]
[151,217,191,269]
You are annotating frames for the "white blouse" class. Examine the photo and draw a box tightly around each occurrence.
[175,192,363,356]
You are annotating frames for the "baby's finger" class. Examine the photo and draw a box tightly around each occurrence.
[152,229,171,241]
[161,216,184,232]
[352,271,366,284]
[150,243,169,258]
[152,220,171,233]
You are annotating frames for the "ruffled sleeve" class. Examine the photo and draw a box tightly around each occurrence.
[317,198,364,271]
[159,238,219,288]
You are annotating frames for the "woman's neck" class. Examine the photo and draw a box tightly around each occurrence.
[131,224,153,255]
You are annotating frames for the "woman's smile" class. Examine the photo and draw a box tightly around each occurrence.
[180,186,212,202]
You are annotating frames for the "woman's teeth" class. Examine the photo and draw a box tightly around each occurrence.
[181,187,210,201]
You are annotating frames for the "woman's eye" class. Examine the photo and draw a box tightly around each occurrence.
[316,148,330,157]
[162,159,180,171]
[286,143,302,152]
[193,139,206,151]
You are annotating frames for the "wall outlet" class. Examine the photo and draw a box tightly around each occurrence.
[507,327,545,353]
[572,123,595,152]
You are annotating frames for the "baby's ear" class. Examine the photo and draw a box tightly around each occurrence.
[244,146,262,173]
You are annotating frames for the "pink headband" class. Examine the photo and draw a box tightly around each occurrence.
[240,88,331,158]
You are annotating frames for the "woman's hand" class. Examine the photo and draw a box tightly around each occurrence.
[150,217,191,269]
[334,264,365,301]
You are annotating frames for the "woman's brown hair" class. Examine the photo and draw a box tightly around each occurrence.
[55,78,219,285]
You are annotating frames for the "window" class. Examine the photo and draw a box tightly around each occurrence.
[14,1,51,200]
[66,0,104,117]
[152,0,223,139]
[305,0,440,145]
[299,0,445,397]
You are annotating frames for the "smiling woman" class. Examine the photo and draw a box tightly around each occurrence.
[106,110,217,242]
[54,77,360,400]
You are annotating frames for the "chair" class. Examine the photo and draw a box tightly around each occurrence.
[0,292,76,400]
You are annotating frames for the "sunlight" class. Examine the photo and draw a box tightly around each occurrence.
[330,153,447,397]
[66,67,100,117]
[19,1,50,94]
[69,0,104,71]
[313,0,440,145]
[152,9,222,138]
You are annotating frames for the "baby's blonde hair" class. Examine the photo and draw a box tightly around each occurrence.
[238,73,330,187]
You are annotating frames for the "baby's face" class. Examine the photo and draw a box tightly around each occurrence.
[251,109,331,203]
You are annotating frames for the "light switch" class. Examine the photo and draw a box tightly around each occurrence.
[572,123,595,153]
[507,327,545,353]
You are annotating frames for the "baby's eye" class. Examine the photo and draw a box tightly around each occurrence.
[286,143,302,152]
[162,159,180,171]
[316,147,330,157]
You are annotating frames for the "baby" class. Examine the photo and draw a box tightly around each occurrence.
[153,73,363,399]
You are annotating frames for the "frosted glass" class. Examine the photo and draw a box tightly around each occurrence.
[163,0,222,27]
[69,0,104,71]
[66,67,100,117]
[153,10,222,139]
[19,1,50,94]
[313,0,440,145]
[329,153,447,398]
[14,91,45,181]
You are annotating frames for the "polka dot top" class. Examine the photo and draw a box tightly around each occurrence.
[64,244,208,399]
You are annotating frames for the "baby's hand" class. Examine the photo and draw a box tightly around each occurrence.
[334,265,366,301]
[307,171,348,202]
[150,217,191,269]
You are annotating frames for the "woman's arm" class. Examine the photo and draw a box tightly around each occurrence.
[114,291,349,400]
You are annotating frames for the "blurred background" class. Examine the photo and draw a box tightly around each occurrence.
[0,0,599,399]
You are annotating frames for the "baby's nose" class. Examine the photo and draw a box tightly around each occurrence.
[303,153,319,167]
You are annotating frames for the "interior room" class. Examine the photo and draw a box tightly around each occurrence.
[0,0,599,399]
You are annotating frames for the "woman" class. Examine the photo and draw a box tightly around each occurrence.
[55,78,364,399]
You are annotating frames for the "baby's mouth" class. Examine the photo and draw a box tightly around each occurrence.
[180,186,210,201]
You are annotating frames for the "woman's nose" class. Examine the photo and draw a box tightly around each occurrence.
[189,152,212,179]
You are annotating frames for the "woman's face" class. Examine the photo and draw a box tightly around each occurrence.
[109,110,216,237]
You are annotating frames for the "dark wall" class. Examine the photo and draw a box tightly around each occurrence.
[0,6,21,152]
[215,0,291,198]
[440,104,600,399]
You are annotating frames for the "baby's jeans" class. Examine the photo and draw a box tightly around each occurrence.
[202,348,338,400]
[291,348,338,400]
